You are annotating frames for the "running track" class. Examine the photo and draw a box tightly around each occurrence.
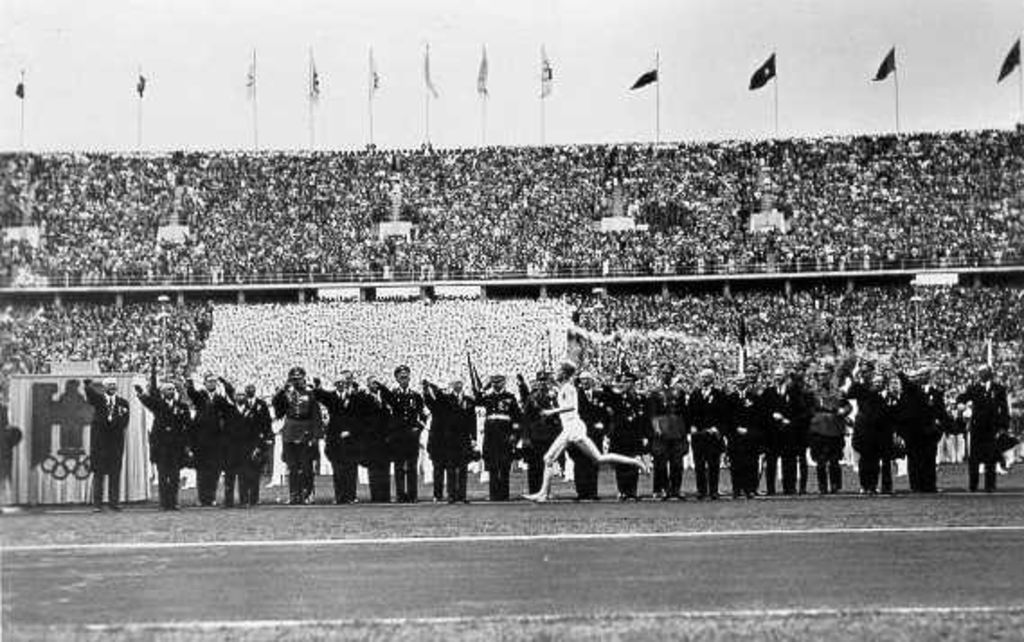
[5,525,1024,630]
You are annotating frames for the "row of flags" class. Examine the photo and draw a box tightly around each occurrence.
[746,40,1022,92]
[11,38,1022,102]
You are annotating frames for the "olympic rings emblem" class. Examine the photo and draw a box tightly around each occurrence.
[39,454,92,481]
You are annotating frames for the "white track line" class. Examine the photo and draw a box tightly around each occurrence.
[69,605,1024,632]
[5,524,1024,554]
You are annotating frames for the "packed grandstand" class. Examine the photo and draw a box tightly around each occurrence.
[1,128,1022,421]
[2,128,1022,286]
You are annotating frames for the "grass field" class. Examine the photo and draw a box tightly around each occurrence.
[3,464,1024,641]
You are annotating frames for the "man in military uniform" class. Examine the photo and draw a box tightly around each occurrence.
[382,365,427,503]
[571,372,607,500]
[135,359,191,511]
[271,367,324,505]
[83,376,130,511]
[313,371,363,504]
[688,368,728,500]
[480,375,521,501]
[725,371,764,499]
[424,379,477,503]
[608,373,649,501]
[217,378,273,507]
[957,365,1010,492]
[520,371,561,496]
[647,363,689,500]
[186,373,225,506]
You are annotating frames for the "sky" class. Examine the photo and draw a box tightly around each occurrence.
[0,0,1022,152]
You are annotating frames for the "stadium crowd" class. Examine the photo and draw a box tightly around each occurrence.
[2,284,1021,510]
[0,301,212,402]
[2,128,1022,284]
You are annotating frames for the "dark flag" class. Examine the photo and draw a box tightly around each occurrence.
[873,47,896,81]
[15,81,24,99]
[844,319,855,351]
[998,39,1021,83]
[737,315,748,347]
[136,74,146,98]
[749,53,776,90]
[630,69,658,90]
[466,352,483,396]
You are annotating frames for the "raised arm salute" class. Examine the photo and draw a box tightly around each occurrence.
[135,358,191,511]
[83,375,129,512]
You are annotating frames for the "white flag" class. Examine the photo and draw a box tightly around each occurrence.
[424,43,439,98]
[541,46,553,98]
[369,48,381,96]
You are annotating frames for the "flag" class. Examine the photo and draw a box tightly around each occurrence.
[424,44,439,98]
[369,48,381,95]
[136,74,146,98]
[477,46,489,97]
[737,315,748,347]
[873,47,896,82]
[541,46,553,98]
[466,351,483,396]
[15,80,24,99]
[998,38,1021,83]
[844,319,855,351]
[309,55,320,103]
[246,51,256,100]
[749,53,775,90]
[630,69,658,90]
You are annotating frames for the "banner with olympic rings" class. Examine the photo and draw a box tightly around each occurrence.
[6,373,152,506]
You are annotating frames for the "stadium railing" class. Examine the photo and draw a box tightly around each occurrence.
[1,253,1021,290]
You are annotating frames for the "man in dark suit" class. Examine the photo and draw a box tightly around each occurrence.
[217,378,274,507]
[571,372,607,500]
[186,373,225,506]
[83,377,130,511]
[313,371,363,504]
[887,371,937,493]
[956,365,1010,492]
[353,376,392,503]
[689,368,728,500]
[135,360,191,511]
[424,379,477,503]
[725,371,765,499]
[842,363,892,494]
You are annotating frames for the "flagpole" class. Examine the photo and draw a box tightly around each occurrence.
[1019,34,1023,124]
[540,46,546,146]
[19,70,25,151]
[368,48,375,147]
[481,94,487,146]
[137,65,143,151]
[772,59,779,138]
[308,49,315,151]
[893,47,901,134]
[655,51,661,144]
[252,49,259,151]
[424,44,431,146]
